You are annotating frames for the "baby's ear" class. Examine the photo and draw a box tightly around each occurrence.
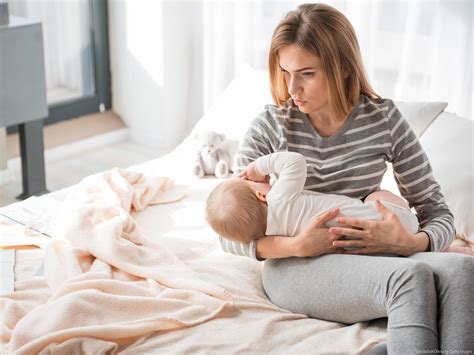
[255,191,267,203]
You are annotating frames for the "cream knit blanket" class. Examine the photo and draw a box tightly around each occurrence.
[1,168,233,354]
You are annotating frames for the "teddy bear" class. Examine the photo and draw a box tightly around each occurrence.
[192,130,237,178]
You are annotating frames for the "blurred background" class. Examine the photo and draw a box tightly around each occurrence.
[0,0,472,205]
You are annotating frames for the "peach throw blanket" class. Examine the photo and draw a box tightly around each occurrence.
[1,169,233,354]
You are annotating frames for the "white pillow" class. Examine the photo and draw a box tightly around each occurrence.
[394,101,448,138]
[191,66,271,141]
[419,111,474,241]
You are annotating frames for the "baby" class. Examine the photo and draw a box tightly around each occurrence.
[205,151,419,244]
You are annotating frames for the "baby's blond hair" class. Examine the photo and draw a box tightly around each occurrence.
[205,179,267,243]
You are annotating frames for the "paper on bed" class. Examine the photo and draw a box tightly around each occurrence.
[0,195,64,233]
[0,196,64,248]
[0,224,50,248]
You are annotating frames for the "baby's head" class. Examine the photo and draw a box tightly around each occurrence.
[205,178,270,243]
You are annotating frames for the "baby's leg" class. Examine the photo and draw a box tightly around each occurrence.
[364,190,409,209]
[365,190,419,235]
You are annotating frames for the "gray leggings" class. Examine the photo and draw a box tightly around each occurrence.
[262,252,474,354]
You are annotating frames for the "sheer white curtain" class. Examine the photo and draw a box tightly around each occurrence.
[201,0,472,119]
[9,0,93,102]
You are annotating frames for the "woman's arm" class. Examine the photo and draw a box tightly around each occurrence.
[388,103,455,252]
[411,231,431,252]
[255,236,300,260]
[330,103,455,255]
[256,208,343,259]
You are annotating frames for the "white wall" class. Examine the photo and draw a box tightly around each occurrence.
[108,0,203,153]
[108,0,472,155]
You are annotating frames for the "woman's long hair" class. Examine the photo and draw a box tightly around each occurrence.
[268,3,380,121]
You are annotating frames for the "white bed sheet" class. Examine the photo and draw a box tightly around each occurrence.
[5,135,387,354]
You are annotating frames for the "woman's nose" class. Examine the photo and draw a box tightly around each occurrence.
[287,76,301,96]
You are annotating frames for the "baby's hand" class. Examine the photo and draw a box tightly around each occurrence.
[239,162,267,182]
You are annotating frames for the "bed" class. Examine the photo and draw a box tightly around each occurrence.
[1,67,472,354]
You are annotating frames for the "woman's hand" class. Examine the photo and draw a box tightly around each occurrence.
[239,162,268,182]
[329,200,428,256]
[293,208,345,257]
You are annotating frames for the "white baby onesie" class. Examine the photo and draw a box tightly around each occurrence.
[254,152,419,238]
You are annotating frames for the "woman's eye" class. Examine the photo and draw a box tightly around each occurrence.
[302,72,314,77]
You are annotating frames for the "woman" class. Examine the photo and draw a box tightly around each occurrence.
[219,3,473,354]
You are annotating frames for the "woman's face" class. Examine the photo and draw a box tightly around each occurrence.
[278,44,329,117]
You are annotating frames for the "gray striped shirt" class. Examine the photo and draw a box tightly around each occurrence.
[220,95,455,259]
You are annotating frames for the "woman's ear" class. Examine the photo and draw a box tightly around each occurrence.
[255,191,267,203]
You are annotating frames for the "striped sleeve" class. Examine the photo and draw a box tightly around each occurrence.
[219,110,282,260]
[233,110,282,175]
[388,101,455,251]
[219,236,258,259]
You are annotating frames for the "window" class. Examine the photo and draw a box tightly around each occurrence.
[8,0,110,131]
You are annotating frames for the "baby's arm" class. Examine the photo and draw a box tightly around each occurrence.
[239,161,267,182]
[254,152,307,199]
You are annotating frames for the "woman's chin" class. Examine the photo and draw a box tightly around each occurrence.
[298,104,330,116]
[296,105,309,112]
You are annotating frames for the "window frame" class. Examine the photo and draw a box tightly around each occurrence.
[46,0,111,125]
[7,0,111,133]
